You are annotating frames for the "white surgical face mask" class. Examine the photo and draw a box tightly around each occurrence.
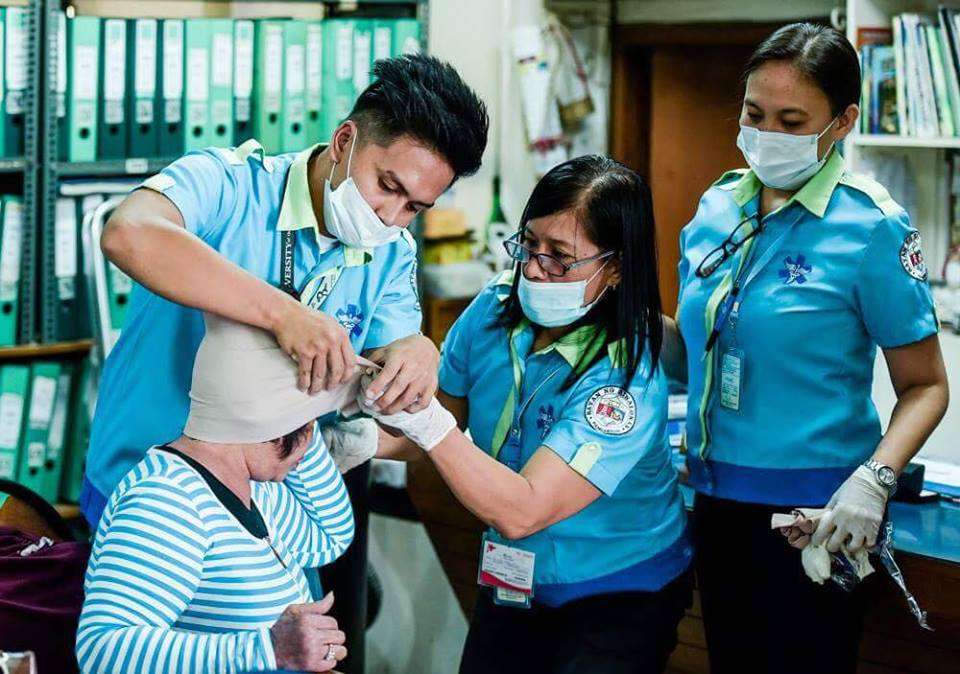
[518,262,609,328]
[323,130,402,248]
[736,117,838,190]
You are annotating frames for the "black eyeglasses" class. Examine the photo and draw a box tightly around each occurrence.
[695,214,762,278]
[503,232,614,278]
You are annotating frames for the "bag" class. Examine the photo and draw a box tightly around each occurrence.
[0,480,90,674]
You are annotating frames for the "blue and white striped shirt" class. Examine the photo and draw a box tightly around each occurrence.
[77,429,354,674]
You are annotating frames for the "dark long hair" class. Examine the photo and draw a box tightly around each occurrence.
[498,155,663,388]
[744,23,860,115]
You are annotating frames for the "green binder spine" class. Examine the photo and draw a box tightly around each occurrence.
[106,260,132,344]
[184,18,211,151]
[373,20,393,65]
[4,7,28,157]
[53,197,91,340]
[56,12,68,160]
[233,19,254,145]
[352,20,373,101]
[208,18,234,148]
[42,365,73,501]
[392,18,421,56]
[98,18,127,160]
[0,9,6,155]
[16,362,60,497]
[253,20,284,153]
[305,20,323,144]
[127,19,159,157]
[321,19,354,140]
[60,358,94,503]
[66,16,100,162]
[158,19,185,156]
[0,196,22,346]
[0,365,28,482]
[282,20,307,152]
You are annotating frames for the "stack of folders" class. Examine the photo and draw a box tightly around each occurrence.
[0,355,96,505]
[56,14,422,161]
[860,8,960,137]
[50,181,139,344]
[0,7,29,158]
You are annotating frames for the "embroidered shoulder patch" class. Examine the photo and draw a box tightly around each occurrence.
[899,231,928,281]
[584,386,636,435]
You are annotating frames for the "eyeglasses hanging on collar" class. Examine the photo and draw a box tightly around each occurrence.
[695,214,763,278]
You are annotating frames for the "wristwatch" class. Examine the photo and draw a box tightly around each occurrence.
[863,459,898,495]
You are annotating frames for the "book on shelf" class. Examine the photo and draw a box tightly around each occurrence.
[861,7,960,138]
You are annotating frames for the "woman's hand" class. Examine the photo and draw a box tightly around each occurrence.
[363,334,440,413]
[270,592,347,672]
[811,466,888,554]
[271,298,358,394]
[357,375,456,451]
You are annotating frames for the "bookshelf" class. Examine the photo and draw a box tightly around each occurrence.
[845,0,960,279]
[852,132,960,148]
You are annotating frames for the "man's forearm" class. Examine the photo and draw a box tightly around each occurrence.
[103,213,294,332]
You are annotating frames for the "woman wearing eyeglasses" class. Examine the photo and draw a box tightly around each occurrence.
[357,155,692,673]
[665,23,948,673]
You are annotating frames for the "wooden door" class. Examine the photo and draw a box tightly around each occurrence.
[611,23,782,315]
[648,45,752,315]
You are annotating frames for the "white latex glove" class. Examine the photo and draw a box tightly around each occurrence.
[356,374,456,451]
[321,418,379,474]
[811,465,889,554]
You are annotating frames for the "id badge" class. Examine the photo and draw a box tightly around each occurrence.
[478,532,535,609]
[719,348,743,412]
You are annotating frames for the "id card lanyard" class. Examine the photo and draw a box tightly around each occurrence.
[697,205,805,458]
[278,166,351,309]
[491,324,564,468]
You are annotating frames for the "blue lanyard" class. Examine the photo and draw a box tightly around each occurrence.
[705,207,805,353]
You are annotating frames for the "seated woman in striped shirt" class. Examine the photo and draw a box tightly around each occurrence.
[77,314,357,674]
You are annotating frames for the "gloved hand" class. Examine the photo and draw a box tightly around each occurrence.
[356,374,457,451]
[811,465,889,554]
[321,418,379,474]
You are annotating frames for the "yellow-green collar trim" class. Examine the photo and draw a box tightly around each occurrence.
[276,143,373,262]
[729,148,845,219]
[277,144,322,235]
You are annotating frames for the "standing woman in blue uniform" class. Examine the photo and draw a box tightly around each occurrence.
[361,156,693,674]
[666,23,949,673]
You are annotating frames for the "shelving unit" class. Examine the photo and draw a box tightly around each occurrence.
[845,0,957,279]
[37,0,429,344]
[852,133,960,149]
[0,339,92,359]
[0,0,43,345]
[0,157,27,172]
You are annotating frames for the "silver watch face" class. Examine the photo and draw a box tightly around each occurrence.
[877,465,897,487]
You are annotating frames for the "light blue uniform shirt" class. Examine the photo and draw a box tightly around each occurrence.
[677,150,938,506]
[439,272,691,606]
[81,142,421,524]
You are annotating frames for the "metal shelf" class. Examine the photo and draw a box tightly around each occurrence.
[53,157,177,177]
[0,157,27,172]
[851,134,960,150]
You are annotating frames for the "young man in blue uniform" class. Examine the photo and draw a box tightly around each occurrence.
[81,54,488,673]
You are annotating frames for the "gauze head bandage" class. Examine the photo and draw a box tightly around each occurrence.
[183,314,366,444]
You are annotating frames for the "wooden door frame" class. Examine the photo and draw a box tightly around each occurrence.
[609,21,808,175]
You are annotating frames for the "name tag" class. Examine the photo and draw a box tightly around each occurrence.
[720,348,743,412]
[478,533,535,608]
